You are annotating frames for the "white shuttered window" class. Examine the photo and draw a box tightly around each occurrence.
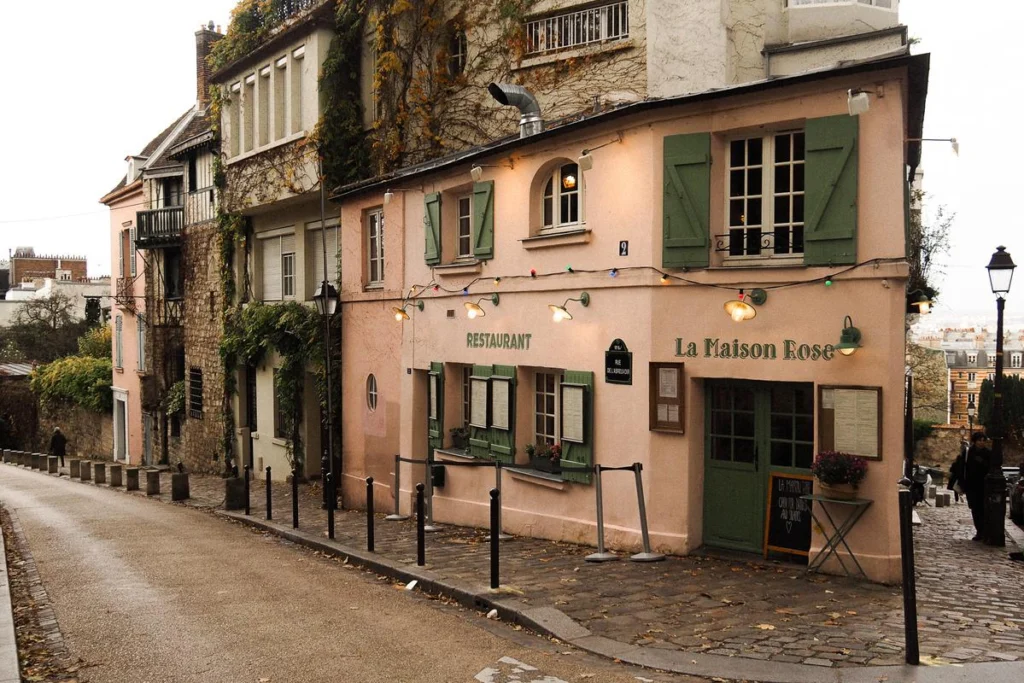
[306,222,340,292]
[262,236,282,301]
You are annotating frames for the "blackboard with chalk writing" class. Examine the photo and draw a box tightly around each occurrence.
[764,472,814,558]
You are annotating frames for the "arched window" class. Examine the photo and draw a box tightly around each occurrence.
[541,162,581,232]
[366,374,378,411]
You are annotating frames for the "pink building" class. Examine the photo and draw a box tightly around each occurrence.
[334,53,930,583]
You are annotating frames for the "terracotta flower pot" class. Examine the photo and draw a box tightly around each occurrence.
[818,482,857,500]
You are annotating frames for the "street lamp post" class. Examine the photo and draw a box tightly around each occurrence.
[984,246,1016,547]
[313,157,340,514]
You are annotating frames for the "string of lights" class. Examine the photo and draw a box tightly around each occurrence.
[401,257,909,301]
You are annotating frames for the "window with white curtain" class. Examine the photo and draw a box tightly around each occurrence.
[305,220,340,297]
[115,315,123,369]
[137,316,145,371]
[260,232,296,301]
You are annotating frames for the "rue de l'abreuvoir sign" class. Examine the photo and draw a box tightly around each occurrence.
[675,337,838,361]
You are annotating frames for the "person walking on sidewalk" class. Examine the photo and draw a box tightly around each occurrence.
[48,427,67,468]
[963,431,991,541]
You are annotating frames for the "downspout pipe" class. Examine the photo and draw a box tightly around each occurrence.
[487,83,543,138]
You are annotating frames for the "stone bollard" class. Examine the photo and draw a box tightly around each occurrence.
[32,454,41,470]
[146,470,160,496]
[109,464,123,487]
[126,468,140,491]
[224,477,246,510]
[927,484,937,500]
[69,459,80,478]
[94,463,106,485]
[47,457,58,474]
[935,491,949,508]
[80,461,92,482]
[171,472,190,501]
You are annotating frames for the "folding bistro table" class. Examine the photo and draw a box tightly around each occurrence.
[801,495,873,578]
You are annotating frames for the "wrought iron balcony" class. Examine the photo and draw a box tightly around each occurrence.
[148,297,184,328]
[136,207,184,248]
[115,277,136,313]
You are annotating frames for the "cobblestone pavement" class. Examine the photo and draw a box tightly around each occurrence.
[37,464,1024,669]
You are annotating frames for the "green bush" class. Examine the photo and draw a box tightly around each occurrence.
[77,324,112,359]
[30,355,113,413]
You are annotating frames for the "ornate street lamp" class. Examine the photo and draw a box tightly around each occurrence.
[983,246,1015,546]
[316,155,340,519]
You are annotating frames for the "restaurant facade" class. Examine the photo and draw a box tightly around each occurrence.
[335,54,929,583]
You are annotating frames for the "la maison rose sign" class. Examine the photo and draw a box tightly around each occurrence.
[675,337,837,362]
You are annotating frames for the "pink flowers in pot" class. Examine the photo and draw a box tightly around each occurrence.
[810,451,868,488]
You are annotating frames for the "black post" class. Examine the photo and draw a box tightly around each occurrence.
[265,466,272,521]
[904,371,915,481]
[244,465,250,516]
[321,451,330,509]
[327,473,335,540]
[366,477,375,552]
[898,487,920,665]
[985,296,1008,546]
[490,488,500,589]
[292,468,299,529]
[416,482,425,567]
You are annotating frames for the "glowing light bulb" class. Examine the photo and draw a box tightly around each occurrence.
[467,308,479,319]
[553,309,566,322]
[731,306,747,322]
[839,347,857,357]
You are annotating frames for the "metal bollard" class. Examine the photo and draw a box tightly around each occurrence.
[424,458,441,533]
[266,467,272,521]
[899,486,920,665]
[244,465,250,516]
[416,483,426,567]
[629,463,665,562]
[366,477,375,552]
[486,463,512,542]
[385,454,408,521]
[586,465,619,562]
[490,488,500,589]
[292,468,299,530]
[327,473,335,540]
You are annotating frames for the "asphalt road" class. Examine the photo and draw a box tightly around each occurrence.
[0,466,693,683]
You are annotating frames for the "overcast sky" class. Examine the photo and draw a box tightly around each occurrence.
[0,1,1016,321]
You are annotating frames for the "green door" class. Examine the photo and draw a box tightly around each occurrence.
[703,381,813,553]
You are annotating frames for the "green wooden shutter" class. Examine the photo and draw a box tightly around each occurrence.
[560,370,594,484]
[489,365,515,464]
[804,115,858,266]
[428,362,444,452]
[662,133,711,269]
[472,180,494,260]
[469,364,492,459]
[424,192,441,265]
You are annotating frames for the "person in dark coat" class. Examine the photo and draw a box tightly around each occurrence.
[48,427,67,468]
[948,441,967,504]
[962,431,992,541]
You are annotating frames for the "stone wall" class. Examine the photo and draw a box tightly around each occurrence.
[0,378,37,450]
[36,405,113,459]
[180,219,227,474]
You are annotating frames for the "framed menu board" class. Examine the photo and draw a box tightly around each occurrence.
[818,386,882,460]
[560,383,586,444]
[491,376,512,430]
[428,372,439,420]
[649,363,684,432]
[470,376,490,429]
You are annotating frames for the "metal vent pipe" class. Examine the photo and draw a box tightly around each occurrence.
[487,83,543,138]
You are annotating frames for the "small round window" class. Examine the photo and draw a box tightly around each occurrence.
[366,374,378,411]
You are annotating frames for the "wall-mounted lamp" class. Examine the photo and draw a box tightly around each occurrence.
[578,132,623,170]
[469,161,514,182]
[907,289,934,315]
[907,137,959,157]
[723,288,766,322]
[391,300,424,321]
[836,316,863,356]
[465,293,499,319]
[549,292,590,322]
[848,89,870,116]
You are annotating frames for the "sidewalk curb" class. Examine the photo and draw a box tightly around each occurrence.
[217,511,1024,683]
[0,508,22,683]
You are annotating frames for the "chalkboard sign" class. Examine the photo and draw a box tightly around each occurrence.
[764,472,814,558]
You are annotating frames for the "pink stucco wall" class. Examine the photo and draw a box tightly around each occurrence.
[340,66,915,583]
[107,182,145,465]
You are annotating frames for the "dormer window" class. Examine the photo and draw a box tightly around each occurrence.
[541,162,581,232]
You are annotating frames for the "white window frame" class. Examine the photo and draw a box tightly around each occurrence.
[129,227,137,276]
[540,163,583,234]
[724,131,805,264]
[462,366,472,428]
[258,232,296,301]
[448,27,467,77]
[282,251,295,298]
[535,371,562,446]
[525,1,630,56]
[1012,353,1022,369]
[457,195,473,259]
[967,353,977,365]
[367,208,384,286]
